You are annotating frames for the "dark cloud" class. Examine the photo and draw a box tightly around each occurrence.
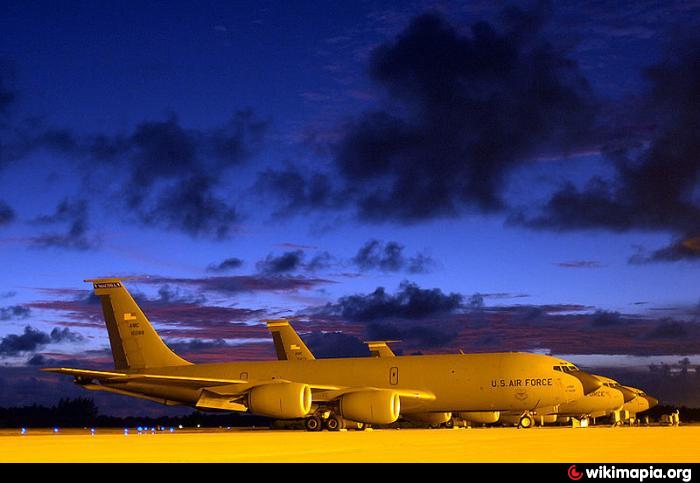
[49,327,84,343]
[0,326,51,356]
[517,31,700,258]
[3,110,266,239]
[255,165,341,217]
[255,250,336,274]
[646,320,691,339]
[629,236,700,264]
[262,7,595,223]
[256,250,305,274]
[352,239,435,273]
[0,201,15,226]
[166,338,229,353]
[589,310,625,327]
[304,332,368,358]
[142,275,333,294]
[30,198,97,250]
[555,260,604,269]
[322,281,463,321]
[108,112,263,239]
[0,67,16,114]
[0,305,30,320]
[137,175,239,239]
[366,322,458,348]
[206,257,244,273]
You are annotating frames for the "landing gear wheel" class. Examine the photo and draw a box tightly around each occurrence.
[305,415,322,432]
[518,414,534,429]
[325,415,344,431]
[444,418,455,429]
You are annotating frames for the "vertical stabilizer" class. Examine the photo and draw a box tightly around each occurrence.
[266,319,315,361]
[87,278,191,369]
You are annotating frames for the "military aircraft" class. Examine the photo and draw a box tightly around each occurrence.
[266,320,608,429]
[593,376,659,424]
[44,279,602,431]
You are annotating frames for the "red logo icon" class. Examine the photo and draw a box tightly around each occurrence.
[568,465,583,481]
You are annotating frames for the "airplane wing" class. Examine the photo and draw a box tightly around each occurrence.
[42,367,435,411]
[41,367,248,386]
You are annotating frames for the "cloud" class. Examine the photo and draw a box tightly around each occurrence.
[262,7,595,223]
[645,320,692,339]
[255,164,341,217]
[30,198,97,250]
[165,338,229,353]
[112,113,264,239]
[0,326,55,357]
[352,239,435,273]
[0,305,30,320]
[321,281,463,321]
[517,31,700,258]
[3,110,267,239]
[589,310,626,327]
[555,260,604,269]
[0,69,16,114]
[255,250,338,274]
[304,332,368,358]
[206,257,244,273]
[256,250,305,274]
[365,322,458,348]
[0,201,15,226]
[48,327,84,343]
[629,236,700,264]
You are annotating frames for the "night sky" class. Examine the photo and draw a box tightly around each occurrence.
[1,0,700,413]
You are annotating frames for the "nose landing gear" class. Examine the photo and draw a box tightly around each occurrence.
[518,413,534,429]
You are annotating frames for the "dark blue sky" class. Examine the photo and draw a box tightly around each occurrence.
[1,0,700,409]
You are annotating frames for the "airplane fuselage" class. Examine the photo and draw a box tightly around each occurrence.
[102,351,585,414]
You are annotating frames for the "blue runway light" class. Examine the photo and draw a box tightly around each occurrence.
[169,427,174,432]
[137,426,143,432]
[20,428,26,435]
[124,428,129,435]
[53,427,59,433]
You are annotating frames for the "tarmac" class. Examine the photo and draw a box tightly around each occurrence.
[1,425,698,462]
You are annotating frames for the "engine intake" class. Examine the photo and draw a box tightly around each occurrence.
[340,390,400,425]
[247,382,312,419]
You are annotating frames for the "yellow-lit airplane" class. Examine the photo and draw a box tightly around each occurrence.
[44,279,602,431]
[594,376,659,423]
[268,321,626,429]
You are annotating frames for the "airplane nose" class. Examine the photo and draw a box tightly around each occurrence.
[570,370,603,395]
[644,395,659,409]
[617,385,638,403]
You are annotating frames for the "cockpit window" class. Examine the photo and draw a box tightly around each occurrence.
[553,366,561,371]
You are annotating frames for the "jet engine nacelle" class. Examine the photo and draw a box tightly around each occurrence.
[403,412,452,425]
[458,411,500,424]
[247,382,312,419]
[340,390,400,425]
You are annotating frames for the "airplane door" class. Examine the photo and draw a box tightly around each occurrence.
[390,367,399,385]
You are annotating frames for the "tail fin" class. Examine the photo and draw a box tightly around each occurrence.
[266,319,315,361]
[87,278,191,370]
[365,340,398,357]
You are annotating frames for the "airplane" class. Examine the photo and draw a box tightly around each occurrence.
[266,321,611,429]
[271,326,649,429]
[594,376,659,424]
[267,319,612,428]
[499,372,627,427]
[44,279,602,431]
[266,319,399,360]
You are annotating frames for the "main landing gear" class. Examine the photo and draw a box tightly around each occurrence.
[518,413,534,429]
[304,412,367,431]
